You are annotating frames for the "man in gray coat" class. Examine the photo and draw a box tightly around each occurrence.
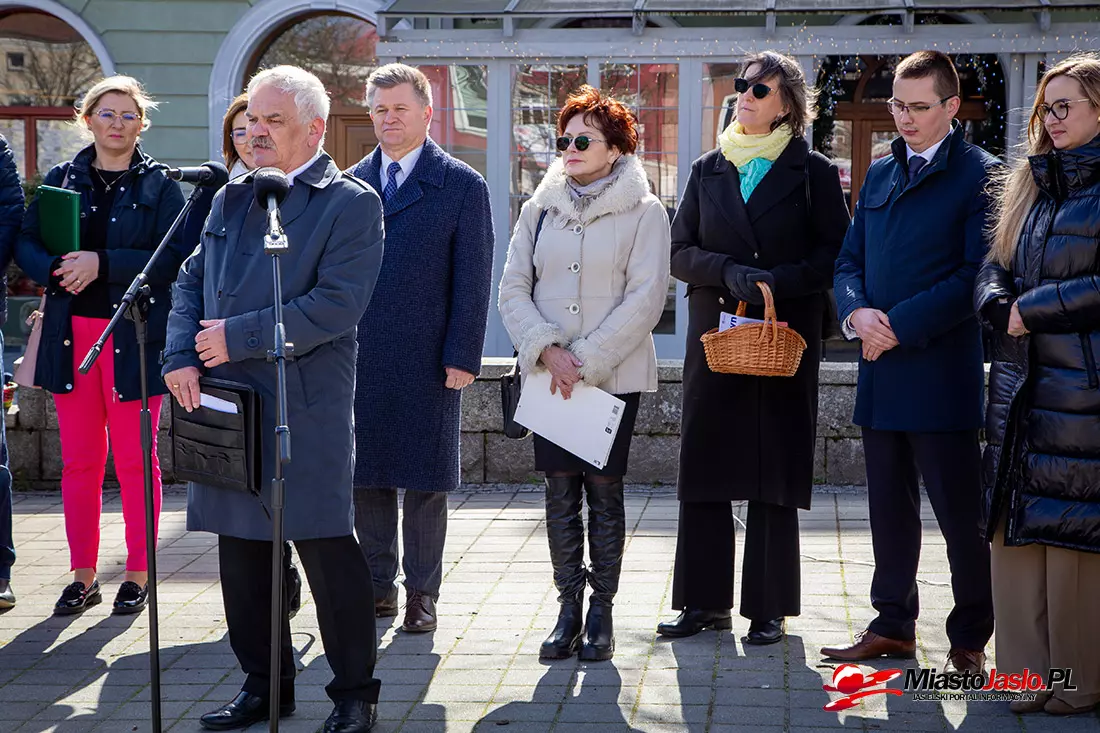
[163,66,384,733]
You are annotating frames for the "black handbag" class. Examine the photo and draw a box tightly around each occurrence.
[171,376,262,495]
[502,209,549,440]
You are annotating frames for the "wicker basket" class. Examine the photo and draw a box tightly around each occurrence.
[700,281,807,377]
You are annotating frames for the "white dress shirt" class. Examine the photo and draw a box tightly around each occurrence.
[840,130,952,340]
[286,148,323,185]
[380,142,426,193]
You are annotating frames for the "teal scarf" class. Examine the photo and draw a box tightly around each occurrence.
[738,158,774,202]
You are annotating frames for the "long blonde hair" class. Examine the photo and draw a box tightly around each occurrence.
[989,54,1100,268]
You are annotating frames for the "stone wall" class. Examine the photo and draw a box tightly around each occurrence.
[5,360,867,490]
[460,358,865,486]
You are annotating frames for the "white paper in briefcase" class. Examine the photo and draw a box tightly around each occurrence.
[513,370,626,469]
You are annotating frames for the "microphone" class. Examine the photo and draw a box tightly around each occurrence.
[253,167,290,211]
[166,161,229,187]
[253,167,291,250]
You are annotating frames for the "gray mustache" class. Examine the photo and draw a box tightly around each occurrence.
[250,137,274,149]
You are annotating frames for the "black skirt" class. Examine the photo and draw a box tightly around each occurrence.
[533,392,641,476]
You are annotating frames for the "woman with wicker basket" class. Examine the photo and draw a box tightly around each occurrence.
[499,85,671,662]
[657,52,851,644]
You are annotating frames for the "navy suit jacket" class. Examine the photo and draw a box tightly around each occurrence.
[834,123,999,432]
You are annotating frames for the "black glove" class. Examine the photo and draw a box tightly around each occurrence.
[722,262,775,305]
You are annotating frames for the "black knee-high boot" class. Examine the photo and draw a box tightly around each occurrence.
[541,475,586,659]
[580,476,625,661]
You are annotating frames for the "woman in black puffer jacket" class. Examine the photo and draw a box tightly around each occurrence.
[975,54,1100,717]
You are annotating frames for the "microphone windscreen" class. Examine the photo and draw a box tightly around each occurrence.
[253,167,290,210]
[201,161,230,189]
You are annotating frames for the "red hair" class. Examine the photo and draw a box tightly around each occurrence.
[557,85,638,155]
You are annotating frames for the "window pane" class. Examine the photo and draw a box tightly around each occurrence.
[0,120,26,179]
[510,63,585,226]
[637,109,677,154]
[421,65,488,155]
[0,12,102,107]
[831,120,853,202]
[36,119,85,175]
[253,14,378,107]
[703,63,741,149]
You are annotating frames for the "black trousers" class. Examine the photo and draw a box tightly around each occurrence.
[218,534,381,704]
[862,428,994,650]
[672,500,801,620]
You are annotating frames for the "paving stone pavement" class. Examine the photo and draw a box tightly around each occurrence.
[2,486,1099,733]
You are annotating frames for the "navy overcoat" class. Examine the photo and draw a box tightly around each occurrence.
[163,154,385,541]
[348,138,494,493]
[834,123,999,432]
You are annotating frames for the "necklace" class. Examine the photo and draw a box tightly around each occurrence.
[90,166,124,212]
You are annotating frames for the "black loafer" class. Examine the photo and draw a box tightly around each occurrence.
[112,581,149,615]
[286,563,302,619]
[742,617,785,646]
[199,691,295,731]
[54,580,102,615]
[656,609,732,638]
[322,699,377,733]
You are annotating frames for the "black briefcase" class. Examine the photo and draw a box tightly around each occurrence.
[170,377,262,495]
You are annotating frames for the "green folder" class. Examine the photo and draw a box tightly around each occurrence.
[36,185,81,256]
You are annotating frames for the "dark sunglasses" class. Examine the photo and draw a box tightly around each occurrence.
[734,78,773,100]
[556,134,605,152]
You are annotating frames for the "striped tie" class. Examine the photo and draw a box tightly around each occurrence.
[382,161,402,204]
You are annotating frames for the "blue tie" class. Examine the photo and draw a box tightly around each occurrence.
[907,155,927,183]
[382,161,402,203]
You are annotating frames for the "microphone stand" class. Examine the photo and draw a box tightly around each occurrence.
[80,184,205,733]
[263,195,293,733]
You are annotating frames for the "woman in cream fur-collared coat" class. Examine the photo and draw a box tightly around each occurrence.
[499,85,670,664]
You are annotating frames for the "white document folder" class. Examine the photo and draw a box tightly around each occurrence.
[514,370,627,469]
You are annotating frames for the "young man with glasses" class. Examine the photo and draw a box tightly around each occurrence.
[826,50,998,674]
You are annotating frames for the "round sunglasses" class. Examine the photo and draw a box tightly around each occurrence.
[556,134,606,152]
[734,78,774,100]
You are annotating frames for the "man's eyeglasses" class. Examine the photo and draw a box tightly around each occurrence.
[94,110,140,124]
[231,128,248,143]
[556,134,606,152]
[885,96,957,116]
[734,78,774,100]
[1038,98,1091,121]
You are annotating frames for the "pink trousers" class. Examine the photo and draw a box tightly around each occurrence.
[54,316,163,572]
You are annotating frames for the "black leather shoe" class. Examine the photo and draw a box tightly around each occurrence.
[579,603,615,661]
[656,609,732,638]
[322,699,377,733]
[742,617,784,646]
[286,563,302,619]
[199,691,295,731]
[0,579,14,609]
[54,580,102,615]
[540,599,583,660]
[112,581,149,615]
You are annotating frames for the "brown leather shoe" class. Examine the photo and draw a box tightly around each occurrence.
[820,630,916,661]
[375,586,399,618]
[945,648,985,675]
[402,589,437,633]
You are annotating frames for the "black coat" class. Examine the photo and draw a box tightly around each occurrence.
[975,136,1100,554]
[834,124,998,432]
[671,138,851,508]
[0,134,24,322]
[15,144,186,400]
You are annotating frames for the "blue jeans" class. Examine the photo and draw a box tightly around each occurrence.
[0,337,13,580]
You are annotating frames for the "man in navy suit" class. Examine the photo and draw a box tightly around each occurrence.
[348,64,494,634]
[824,51,996,673]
